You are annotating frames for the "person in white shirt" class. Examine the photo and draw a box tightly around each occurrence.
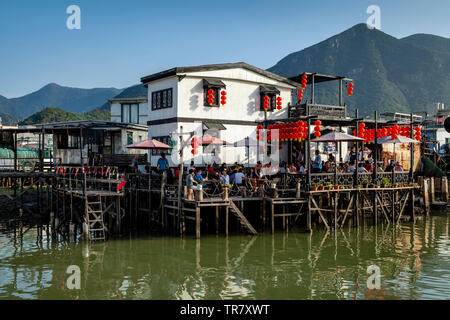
[220,170,230,185]
[357,163,368,173]
[233,168,245,185]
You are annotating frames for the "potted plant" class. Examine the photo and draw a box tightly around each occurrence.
[325,182,333,190]
[311,182,318,191]
[381,177,390,188]
[318,183,324,191]
[362,179,370,188]
[334,184,340,190]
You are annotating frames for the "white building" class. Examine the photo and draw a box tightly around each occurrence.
[109,97,149,125]
[140,62,298,167]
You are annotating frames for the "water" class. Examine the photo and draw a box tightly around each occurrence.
[0,215,449,300]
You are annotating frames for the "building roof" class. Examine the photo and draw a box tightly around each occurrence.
[108,97,147,104]
[140,62,299,88]
[289,73,352,84]
[39,120,147,131]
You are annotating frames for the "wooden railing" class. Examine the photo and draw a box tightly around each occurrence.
[289,102,347,119]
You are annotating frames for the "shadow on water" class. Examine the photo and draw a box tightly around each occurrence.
[0,214,449,300]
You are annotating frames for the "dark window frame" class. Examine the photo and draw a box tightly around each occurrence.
[203,87,220,107]
[121,104,140,124]
[57,133,80,150]
[151,88,173,111]
[260,92,277,112]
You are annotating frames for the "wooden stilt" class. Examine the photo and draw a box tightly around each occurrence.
[195,205,200,239]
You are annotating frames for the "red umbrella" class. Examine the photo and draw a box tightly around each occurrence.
[125,139,170,150]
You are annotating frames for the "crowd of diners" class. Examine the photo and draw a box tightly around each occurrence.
[126,146,406,192]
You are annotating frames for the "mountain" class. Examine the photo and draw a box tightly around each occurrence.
[268,24,450,116]
[402,34,450,54]
[99,83,146,110]
[19,107,110,125]
[0,84,121,119]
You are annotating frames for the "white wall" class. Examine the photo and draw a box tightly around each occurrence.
[147,77,179,122]
[176,68,292,121]
[110,102,148,125]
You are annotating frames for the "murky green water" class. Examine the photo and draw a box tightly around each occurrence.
[0,214,449,300]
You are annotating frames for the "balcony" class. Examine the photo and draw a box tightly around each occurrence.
[289,102,347,119]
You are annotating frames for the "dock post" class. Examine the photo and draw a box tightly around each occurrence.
[441,177,448,202]
[430,177,435,204]
[423,178,430,215]
[271,202,275,234]
[307,196,312,232]
[225,205,229,237]
[195,205,201,239]
[215,206,219,235]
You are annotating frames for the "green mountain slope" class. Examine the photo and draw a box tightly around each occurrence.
[0,83,121,118]
[268,24,450,116]
[402,34,450,54]
[19,107,110,125]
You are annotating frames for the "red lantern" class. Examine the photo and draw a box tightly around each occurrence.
[301,74,308,89]
[297,89,304,102]
[313,120,321,138]
[207,89,215,105]
[276,96,282,110]
[220,90,227,105]
[347,82,354,96]
[256,125,263,141]
[263,96,270,110]
[191,137,199,155]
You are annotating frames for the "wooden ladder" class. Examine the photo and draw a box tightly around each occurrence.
[228,200,257,235]
[85,195,106,241]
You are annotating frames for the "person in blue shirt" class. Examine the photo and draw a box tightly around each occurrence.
[312,150,322,173]
[157,153,169,173]
[194,169,207,187]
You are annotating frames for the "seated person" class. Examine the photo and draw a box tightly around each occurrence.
[220,170,230,185]
[288,163,297,173]
[364,160,373,173]
[357,163,368,173]
[346,161,356,173]
[233,168,245,186]
[298,162,305,174]
[280,162,288,174]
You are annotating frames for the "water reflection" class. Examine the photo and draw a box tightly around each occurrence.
[0,215,449,300]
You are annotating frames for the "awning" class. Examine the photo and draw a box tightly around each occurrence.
[203,78,226,88]
[203,122,226,131]
[260,85,280,95]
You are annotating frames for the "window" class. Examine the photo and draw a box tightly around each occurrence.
[203,79,226,107]
[260,93,277,111]
[57,134,79,149]
[121,104,139,123]
[127,132,133,146]
[151,136,172,156]
[152,88,173,110]
[259,85,280,112]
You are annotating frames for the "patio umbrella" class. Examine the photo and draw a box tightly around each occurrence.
[125,138,171,173]
[370,134,419,169]
[125,139,171,150]
[372,135,419,145]
[314,131,365,143]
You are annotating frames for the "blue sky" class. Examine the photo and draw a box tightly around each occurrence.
[1,0,449,97]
